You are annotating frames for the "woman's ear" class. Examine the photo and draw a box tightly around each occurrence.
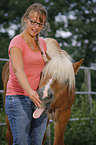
[24,17,27,23]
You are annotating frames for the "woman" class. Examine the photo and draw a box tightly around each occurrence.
[5,3,49,145]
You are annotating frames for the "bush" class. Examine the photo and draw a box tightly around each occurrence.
[0,106,7,145]
[47,90,96,145]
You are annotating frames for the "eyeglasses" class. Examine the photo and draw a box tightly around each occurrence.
[27,16,44,27]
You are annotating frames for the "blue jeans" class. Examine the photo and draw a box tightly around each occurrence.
[5,95,47,145]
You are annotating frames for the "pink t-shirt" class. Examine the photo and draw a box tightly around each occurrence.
[6,35,47,96]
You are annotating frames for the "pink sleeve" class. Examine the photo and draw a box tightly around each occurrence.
[8,35,23,55]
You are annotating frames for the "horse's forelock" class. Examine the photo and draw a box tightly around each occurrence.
[42,53,75,91]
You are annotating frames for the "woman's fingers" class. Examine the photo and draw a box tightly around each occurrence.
[33,94,41,106]
[29,91,41,106]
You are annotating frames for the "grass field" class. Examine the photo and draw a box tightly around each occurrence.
[0,107,7,145]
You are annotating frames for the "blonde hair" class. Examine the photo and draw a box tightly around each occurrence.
[21,3,49,62]
[21,3,48,29]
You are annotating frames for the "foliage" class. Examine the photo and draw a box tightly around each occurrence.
[43,83,96,145]
[64,93,96,145]
[0,105,7,145]
[46,93,96,145]
[0,95,96,145]
[0,0,96,65]
[64,116,96,145]
[0,125,7,145]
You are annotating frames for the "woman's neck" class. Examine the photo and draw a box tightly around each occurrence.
[23,30,36,44]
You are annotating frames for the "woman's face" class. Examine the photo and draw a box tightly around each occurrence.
[25,11,45,37]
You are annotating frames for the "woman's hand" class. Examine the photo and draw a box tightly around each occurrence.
[29,90,41,106]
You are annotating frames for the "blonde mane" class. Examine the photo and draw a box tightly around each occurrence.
[45,38,72,61]
[42,38,75,90]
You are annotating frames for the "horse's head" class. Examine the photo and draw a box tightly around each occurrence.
[33,38,84,118]
[39,50,83,112]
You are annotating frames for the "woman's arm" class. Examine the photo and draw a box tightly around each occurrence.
[10,47,41,106]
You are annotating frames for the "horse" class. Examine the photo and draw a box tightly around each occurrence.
[2,38,84,145]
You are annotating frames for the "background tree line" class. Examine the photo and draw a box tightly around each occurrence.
[0,0,96,64]
[0,0,96,90]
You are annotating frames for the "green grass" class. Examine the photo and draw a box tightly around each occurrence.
[0,92,96,145]
[0,107,7,145]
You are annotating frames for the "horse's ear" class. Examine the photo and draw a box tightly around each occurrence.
[73,59,84,74]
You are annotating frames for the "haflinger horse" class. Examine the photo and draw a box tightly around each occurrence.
[2,38,84,145]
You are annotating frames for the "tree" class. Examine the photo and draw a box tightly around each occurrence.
[0,0,96,66]
[0,0,96,89]
[45,0,96,66]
